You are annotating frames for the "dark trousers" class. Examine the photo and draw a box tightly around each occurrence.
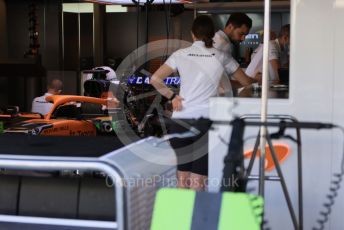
[168,118,212,176]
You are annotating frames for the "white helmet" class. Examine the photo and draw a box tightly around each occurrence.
[86,66,117,81]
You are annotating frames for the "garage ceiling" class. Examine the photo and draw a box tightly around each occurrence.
[83,0,208,4]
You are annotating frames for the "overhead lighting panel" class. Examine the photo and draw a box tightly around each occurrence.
[84,0,204,5]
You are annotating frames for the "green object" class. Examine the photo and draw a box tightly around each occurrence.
[150,188,264,230]
[218,193,263,230]
[151,189,196,230]
[0,121,3,134]
[95,122,101,130]
[111,121,117,131]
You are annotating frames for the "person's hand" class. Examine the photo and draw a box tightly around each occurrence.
[172,95,184,111]
[270,80,280,85]
[254,72,262,84]
[230,79,244,89]
[107,97,120,108]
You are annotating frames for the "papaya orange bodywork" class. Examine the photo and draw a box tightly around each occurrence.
[3,95,118,136]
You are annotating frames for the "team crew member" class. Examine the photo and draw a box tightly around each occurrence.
[31,79,63,115]
[213,12,252,54]
[213,12,261,87]
[273,24,290,68]
[151,15,238,191]
[245,24,290,84]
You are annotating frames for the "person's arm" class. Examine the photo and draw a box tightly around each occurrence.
[269,58,280,84]
[151,64,184,111]
[222,52,261,87]
[230,79,244,89]
[269,41,281,84]
[232,68,261,86]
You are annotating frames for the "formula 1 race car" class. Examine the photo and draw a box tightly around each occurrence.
[0,106,43,129]
[3,95,121,136]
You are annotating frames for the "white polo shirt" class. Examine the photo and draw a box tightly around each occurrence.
[31,93,53,115]
[165,41,239,119]
[213,30,232,54]
[274,38,289,67]
[213,30,240,81]
[245,41,279,82]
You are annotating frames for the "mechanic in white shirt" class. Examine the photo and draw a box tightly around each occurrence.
[213,12,261,88]
[151,15,250,191]
[31,79,63,115]
[274,24,290,68]
[213,13,252,54]
[246,39,280,84]
[245,25,290,84]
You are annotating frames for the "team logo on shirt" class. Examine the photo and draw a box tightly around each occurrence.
[34,100,51,104]
[187,53,215,57]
